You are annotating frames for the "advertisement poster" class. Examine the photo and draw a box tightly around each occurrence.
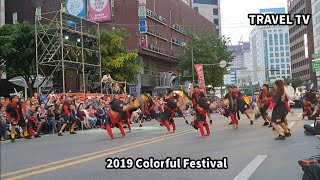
[140,35,148,48]
[88,0,112,22]
[66,0,87,18]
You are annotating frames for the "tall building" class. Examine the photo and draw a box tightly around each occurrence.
[224,42,254,86]
[0,0,4,26]
[313,0,320,55]
[250,26,292,83]
[288,0,316,86]
[5,0,216,91]
[191,0,221,35]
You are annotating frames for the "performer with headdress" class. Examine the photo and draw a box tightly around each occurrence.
[191,85,206,129]
[233,86,253,125]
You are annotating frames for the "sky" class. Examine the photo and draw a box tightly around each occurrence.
[220,0,287,45]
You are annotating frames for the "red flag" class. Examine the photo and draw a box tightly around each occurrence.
[194,64,206,90]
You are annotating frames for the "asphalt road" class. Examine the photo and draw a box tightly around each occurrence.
[1,109,319,180]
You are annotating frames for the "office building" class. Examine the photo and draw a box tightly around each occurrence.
[288,0,316,86]
[224,42,254,86]
[250,26,292,83]
[191,0,221,35]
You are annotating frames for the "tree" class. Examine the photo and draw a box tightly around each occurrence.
[177,32,234,86]
[100,28,142,82]
[284,78,304,89]
[0,22,38,96]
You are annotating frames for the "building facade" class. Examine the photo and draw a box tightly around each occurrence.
[5,0,216,91]
[191,0,220,35]
[0,0,4,26]
[250,26,292,84]
[312,0,320,57]
[224,42,254,86]
[288,0,316,86]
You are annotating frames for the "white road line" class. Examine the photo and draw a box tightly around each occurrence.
[288,122,295,129]
[233,155,267,180]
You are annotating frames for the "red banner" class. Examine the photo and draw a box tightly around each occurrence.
[140,35,148,48]
[88,0,112,22]
[194,64,206,89]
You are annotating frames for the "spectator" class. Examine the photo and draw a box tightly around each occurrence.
[96,103,106,128]
[87,105,97,128]
[0,97,5,107]
[77,103,90,129]
[0,106,7,141]
[47,105,62,133]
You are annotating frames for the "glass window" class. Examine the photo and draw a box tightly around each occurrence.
[286,52,290,56]
[277,71,280,75]
[275,47,279,51]
[269,34,273,45]
[214,19,219,25]
[276,64,280,69]
[194,0,218,4]
[281,52,285,57]
[282,76,286,79]
[271,71,275,75]
[275,53,279,57]
[281,58,285,63]
[274,34,278,45]
[281,64,285,68]
[279,33,284,45]
[284,33,289,44]
[287,70,290,74]
[213,8,218,15]
[271,65,275,69]
[13,12,18,24]
[280,47,284,51]
[285,46,289,51]
[270,47,273,51]
[270,59,274,63]
[286,58,290,62]
[287,64,290,68]
[276,59,279,63]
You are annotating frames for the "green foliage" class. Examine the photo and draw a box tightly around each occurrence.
[284,78,304,89]
[100,28,142,82]
[0,22,37,94]
[177,32,234,86]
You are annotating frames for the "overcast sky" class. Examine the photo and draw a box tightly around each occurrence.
[220,0,287,45]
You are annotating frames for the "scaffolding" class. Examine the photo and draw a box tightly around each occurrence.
[35,7,102,95]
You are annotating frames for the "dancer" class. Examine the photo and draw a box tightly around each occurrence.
[268,80,291,140]
[257,84,273,126]
[233,86,253,125]
[191,85,206,128]
[222,85,238,129]
[104,98,127,139]
[6,95,30,142]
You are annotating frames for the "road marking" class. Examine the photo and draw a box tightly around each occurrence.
[233,155,267,180]
[5,131,194,180]
[288,122,295,129]
[1,121,228,179]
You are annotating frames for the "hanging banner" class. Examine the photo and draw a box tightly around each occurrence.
[88,0,112,22]
[304,34,309,58]
[66,0,87,26]
[194,64,206,89]
[140,35,148,48]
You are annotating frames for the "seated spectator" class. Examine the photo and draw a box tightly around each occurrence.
[76,103,90,129]
[47,105,62,133]
[0,106,7,141]
[96,103,106,128]
[304,102,320,135]
[87,105,97,128]
[37,103,48,134]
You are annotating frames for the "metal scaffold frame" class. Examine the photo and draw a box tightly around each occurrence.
[35,6,102,95]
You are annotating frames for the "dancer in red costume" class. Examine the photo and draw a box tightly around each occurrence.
[257,84,273,127]
[233,86,254,125]
[222,85,238,129]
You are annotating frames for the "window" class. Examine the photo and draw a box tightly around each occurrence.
[269,34,273,45]
[194,0,218,4]
[286,58,290,62]
[287,70,290,74]
[316,26,320,36]
[270,47,273,51]
[282,76,286,79]
[276,65,280,69]
[281,58,285,63]
[274,34,278,45]
[276,59,279,63]
[271,65,275,69]
[270,59,274,63]
[270,53,274,57]
[214,19,219,25]
[287,64,290,68]
[280,47,284,51]
[316,15,320,24]
[213,8,218,15]
[13,12,18,24]
[279,34,284,45]
[316,2,320,13]
[281,64,285,68]
[286,52,290,56]
[194,7,199,14]
[285,46,289,51]
[281,52,285,57]
[271,71,275,75]
[275,53,279,57]
[285,33,289,44]
[275,47,279,51]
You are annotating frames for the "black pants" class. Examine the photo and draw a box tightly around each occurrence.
[0,122,6,138]
[304,124,320,135]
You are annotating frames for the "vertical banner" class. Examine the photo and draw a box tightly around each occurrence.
[88,0,112,22]
[140,35,148,48]
[194,64,206,89]
[66,0,87,26]
[304,34,309,58]
[138,6,147,19]
[139,20,147,33]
